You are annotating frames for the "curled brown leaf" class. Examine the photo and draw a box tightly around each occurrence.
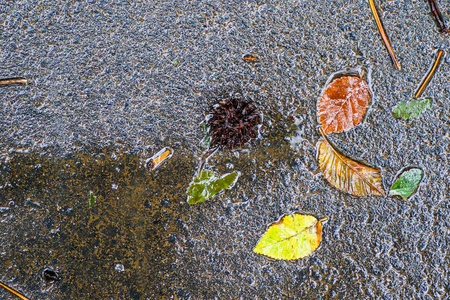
[317,128,385,197]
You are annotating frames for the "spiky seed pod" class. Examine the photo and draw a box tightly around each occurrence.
[207,93,262,150]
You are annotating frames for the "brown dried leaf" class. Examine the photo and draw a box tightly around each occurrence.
[317,129,385,197]
[317,76,370,134]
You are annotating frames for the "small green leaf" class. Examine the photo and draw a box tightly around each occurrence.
[89,192,97,208]
[200,123,212,149]
[390,168,423,200]
[187,170,240,204]
[200,134,212,149]
[208,172,239,195]
[392,98,431,119]
[209,72,221,80]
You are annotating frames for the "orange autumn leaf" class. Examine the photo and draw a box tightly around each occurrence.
[317,76,370,134]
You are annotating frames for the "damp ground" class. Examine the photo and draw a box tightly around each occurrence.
[1,0,450,299]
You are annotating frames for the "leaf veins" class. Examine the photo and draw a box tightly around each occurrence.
[317,76,370,134]
[317,128,385,197]
[253,214,326,260]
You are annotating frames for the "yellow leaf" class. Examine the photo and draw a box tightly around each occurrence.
[253,214,326,260]
[317,129,385,196]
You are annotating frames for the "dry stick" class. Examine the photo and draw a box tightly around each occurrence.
[0,281,30,300]
[368,0,402,70]
[0,77,28,85]
[415,49,445,98]
[428,0,450,33]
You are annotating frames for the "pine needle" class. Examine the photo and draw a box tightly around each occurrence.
[368,0,401,70]
[0,281,30,300]
[415,49,444,98]
[0,78,28,85]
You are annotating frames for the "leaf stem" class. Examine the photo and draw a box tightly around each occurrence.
[368,0,401,70]
[197,146,219,176]
[319,217,329,222]
[414,49,444,98]
[0,281,30,300]
[318,127,326,140]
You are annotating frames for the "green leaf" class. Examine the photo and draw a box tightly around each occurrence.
[200,123,212,149]
[254,214,326,260]
[390,168,423,200]
[209,72,221,80]
[89,192,97,208]
[187,170,240,204]
[208,172,239,195]
[392,98,431,119]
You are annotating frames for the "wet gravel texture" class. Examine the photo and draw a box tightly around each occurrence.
[1,0,450,299]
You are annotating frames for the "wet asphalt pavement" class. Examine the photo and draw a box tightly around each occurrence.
[1,0,450,299]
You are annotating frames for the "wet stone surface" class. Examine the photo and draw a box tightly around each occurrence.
[1,0,450,299]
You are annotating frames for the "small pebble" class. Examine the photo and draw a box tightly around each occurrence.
[115,264,125,272]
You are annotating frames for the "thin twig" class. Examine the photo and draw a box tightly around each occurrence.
[368,0,401,70]
[0,281,30,300]
[428,0,450,33]
[0,77,27,86]
[415,49,444,98]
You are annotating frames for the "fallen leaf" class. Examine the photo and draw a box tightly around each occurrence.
[317,129,385,196]
[392,98,431,120]
[187,170,239,204]
[390,168,423,200]
[253,214,326,260]
[317,76,370,134]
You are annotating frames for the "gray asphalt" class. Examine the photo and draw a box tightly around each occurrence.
[1,0,450,299]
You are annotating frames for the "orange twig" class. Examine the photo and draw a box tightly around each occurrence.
[368,0,401,70]
[0,77,27,85]
[0,281,30,300]
[415,50,444,98]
